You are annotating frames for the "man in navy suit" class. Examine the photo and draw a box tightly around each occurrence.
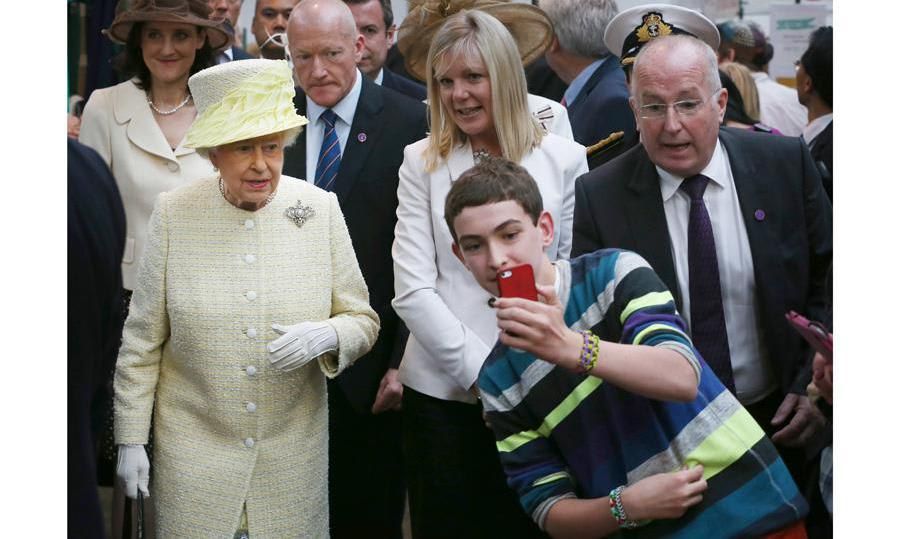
[540,0,635,147]
[345,0,427,101]
[284,2,428,537]
[572,35,831,486]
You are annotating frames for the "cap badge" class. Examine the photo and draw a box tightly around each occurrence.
[636,12,673,43]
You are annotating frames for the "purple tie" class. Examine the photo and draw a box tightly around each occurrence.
[680,175,735,393]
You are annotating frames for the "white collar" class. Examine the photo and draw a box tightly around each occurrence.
[803,113,833,143]
[657,138,728,202]
[305,68,364,126]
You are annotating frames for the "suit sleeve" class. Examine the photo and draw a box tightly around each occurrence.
[392,146,492,389]
[78,89,113,167]
[113,192,171,444]
[572,173,604,257]
[791,137,833,393]
[319,192,381,377]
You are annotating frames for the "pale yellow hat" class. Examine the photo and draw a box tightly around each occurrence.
[184,59,308,149]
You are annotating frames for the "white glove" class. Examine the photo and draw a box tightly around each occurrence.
[267,321,338,371]
[116,444,150,499]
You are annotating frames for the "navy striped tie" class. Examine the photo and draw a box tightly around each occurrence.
[315,109,341,191]
[681,174,736,393]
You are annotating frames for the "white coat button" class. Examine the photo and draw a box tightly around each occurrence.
[244,438,255,448]
[244,219,255,230]
[246,365,257,376]
[244,254,256,264]
[167,162,178,172]
[246,291,257,301]
[247,327,257,338]
[246,402,257,413]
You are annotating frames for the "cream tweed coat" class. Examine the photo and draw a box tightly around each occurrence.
[114,175,379,537]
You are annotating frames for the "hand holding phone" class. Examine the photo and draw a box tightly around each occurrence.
[497,264,538,301]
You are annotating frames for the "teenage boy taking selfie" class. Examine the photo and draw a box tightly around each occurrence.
[444,156,809,539]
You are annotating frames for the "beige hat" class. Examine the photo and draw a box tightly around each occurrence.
[105,0,230,52]
[397,0,553,82]
[603,3,719,67]
[184,59,308,149]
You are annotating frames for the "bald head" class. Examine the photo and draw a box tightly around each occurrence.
[288,0,357,37]
[287,0,364,108]
[631,35,721,96]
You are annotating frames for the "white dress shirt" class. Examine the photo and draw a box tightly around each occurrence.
[304,69,364,181]
[657,139,776,404]
[751,71,808,137]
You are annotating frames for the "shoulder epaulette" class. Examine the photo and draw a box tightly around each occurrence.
[586,131,625,157]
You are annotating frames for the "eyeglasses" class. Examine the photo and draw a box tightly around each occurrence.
[636,89,721,119]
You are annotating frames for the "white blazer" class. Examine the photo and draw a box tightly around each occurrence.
[392,135,587,403]
[79,79,214,289]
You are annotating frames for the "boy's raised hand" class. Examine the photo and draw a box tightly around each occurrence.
[493,283,583,370]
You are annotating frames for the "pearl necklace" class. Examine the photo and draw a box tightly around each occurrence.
[219,177,277,209]
[147,93,192,115]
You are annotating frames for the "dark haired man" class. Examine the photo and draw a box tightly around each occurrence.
[797,26,833,201]
[344,0,427,100]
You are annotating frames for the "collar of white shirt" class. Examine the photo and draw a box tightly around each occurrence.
[802,113,833,144]
[374,68,384,86]
[305,68,364,128]
[657,139,729,202]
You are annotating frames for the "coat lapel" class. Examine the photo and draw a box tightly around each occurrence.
[332,78,382,201]
[719,127,787,326]
[113,79,180,163]
[624,145,681,306]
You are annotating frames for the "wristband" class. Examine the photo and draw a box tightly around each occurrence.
[609,485,639,529]
[577,330,601,373]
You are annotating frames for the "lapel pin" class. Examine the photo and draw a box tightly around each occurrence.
[754,209,766,221]
[357,132,367,143]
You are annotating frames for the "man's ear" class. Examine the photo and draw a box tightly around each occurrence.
[549,35,561,53]
[537,210,554,248]
[386,24,396,45]
[715,87,729,123]
[451,242,468,268]
[353,34,365,62]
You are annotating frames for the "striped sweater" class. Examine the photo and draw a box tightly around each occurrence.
[479,250,807,537]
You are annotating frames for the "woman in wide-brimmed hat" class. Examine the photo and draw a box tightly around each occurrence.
[390,8,586,537]
[113,58,379,537]
[79,0,228,294]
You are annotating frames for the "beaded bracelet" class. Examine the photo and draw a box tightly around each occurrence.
[609,486,639,529]
[577,330,601,373]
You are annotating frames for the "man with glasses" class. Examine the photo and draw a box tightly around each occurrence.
[572,33,832,489]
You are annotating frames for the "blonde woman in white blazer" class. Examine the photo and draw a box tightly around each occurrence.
[391,9,587,537]
[78,0,228,291]
[113,59,379,537]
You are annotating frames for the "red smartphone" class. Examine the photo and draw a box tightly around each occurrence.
[497,265,538,301]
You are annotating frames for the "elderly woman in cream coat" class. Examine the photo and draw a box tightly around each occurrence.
[113,59,379,538]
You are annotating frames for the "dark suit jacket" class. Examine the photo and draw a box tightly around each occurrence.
[808,120,833,201]
[567,56,636,148]
[572,127,833,397]
[283,78,428,413]
[68,139,126,538]
[382,68,427,101]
